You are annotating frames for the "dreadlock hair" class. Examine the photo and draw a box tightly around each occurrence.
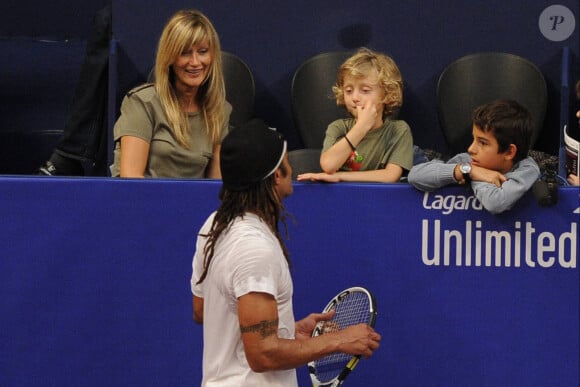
[196,164,290,285]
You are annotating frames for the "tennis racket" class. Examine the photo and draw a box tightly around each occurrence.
[308,286,377,387]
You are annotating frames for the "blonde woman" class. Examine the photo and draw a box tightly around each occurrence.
[112,9,231,178]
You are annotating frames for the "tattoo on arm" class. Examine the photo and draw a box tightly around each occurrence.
[240,319,279,339]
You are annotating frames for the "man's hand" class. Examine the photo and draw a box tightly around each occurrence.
[295,310,335,340]
[336,323,381,358]
[297,312,381,358]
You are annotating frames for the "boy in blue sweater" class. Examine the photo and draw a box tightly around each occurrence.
[408,99,540,214]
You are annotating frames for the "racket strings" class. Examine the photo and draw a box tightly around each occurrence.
[313,292,371,383]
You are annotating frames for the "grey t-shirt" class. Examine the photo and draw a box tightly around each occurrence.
[112,84,231,178]
[323,117,414,172]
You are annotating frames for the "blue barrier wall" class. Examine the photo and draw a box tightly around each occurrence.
[1,178,578,386]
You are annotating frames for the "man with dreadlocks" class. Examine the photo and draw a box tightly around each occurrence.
[190,119,380,386]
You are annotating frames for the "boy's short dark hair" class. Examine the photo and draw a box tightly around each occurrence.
[472,99,533,163]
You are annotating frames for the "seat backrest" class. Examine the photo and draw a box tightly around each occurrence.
[221,51,255,128]
[288,148,322,179]
[436,52,548,155]
[147,51,255,128]
[291,51,352,148]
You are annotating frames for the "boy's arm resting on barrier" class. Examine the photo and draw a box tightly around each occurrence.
[471,157,541,214]
[408,154,469,191]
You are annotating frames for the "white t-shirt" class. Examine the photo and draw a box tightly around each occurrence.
[191,212,297,387]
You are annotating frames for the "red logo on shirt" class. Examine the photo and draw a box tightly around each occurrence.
[344,151,364,171]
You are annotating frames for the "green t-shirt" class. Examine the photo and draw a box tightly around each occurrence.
[322,118,414,172]
[112,84,231,178]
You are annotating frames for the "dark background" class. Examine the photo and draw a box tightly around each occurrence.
[111,0,579,153]
[0,0,578,171]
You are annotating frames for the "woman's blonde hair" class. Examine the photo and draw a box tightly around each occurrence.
[154,9,227,148]
[333,48,403,117]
